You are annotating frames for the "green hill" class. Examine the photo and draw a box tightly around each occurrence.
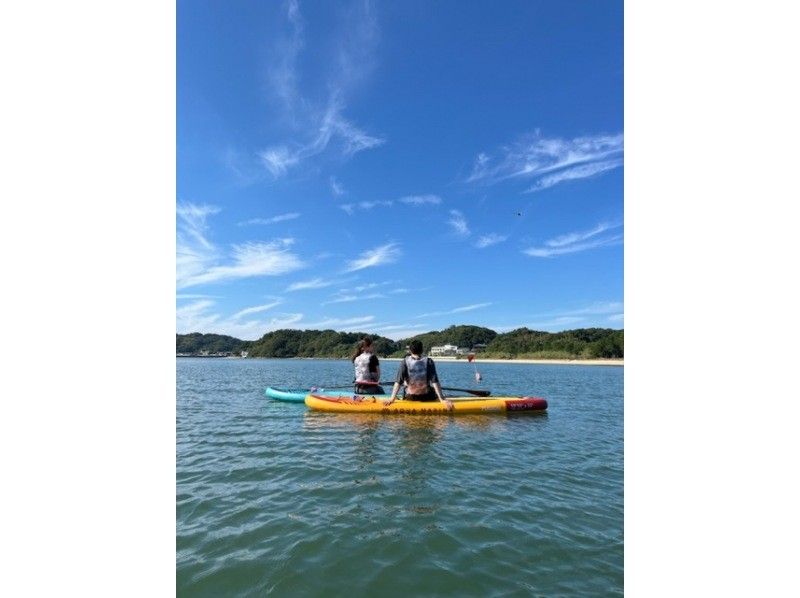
[177,326,623,359]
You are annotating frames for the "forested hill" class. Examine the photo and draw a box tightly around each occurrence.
[176,325,623,359]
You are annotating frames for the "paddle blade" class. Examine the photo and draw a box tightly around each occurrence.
[475,371,482,382]
[467,353,475,362]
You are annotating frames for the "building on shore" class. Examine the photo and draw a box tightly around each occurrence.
[430,344,458,356]
[430,343,487,357]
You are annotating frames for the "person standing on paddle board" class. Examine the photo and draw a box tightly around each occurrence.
[385,340,453,410]
[352,336,385,395]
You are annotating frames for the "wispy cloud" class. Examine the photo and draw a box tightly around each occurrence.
[238,212,301,226]
[176,299,219,330]
[398,194,442,205]
[524,222,623,258]
[353,281,392,292]
[330,176,345,196]
[179,238,306,288]
[231,299,283,320]
[345,243,401,272]
[448,209,470,236]
[286,277,341,292]
[467,131,623,192]
[269,0,305,116]
[340,193,442,214]
[323,292,386,305]
[490,300,624,332]
[260,1,384,178]
[303,315,376,329]
[370,323,430,341]
[521,301,623,321]
[560,301,624,316]
[176,293,220,300]
[177,299,305,340]
[414,302,492,319]
[177,202,221,289]
[339,200,393,214]
[474,233,508,248]
[526,158,624,193]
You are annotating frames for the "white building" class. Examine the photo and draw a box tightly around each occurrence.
[430,344,458,356]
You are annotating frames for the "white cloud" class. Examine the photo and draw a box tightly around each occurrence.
[323,292,386,305]
[231,300,283,320]
[260,146,301,178]
[179,239,306,288]
[341,194,441,215]
[474,233,508,248]
[448,209,470,236]
[524,222,623,258]
[176,299,219,328]
[398,194,442,205]
[345,243,401,272]
[239,212,301,225]
[370,323,430,341]
[352,281,394,292]
[559,301,624,316]
[303,315,376,329]
[176,293,220,300]
[330,176,345,196]
[269,0,305,115]
[177,202,220,289]
[260,2,384,178]
[414,302,492,319]
[545,222,616,247]
[176,297,305,340]
[467,131,623,191]
[358,200,393,210]
[526,159,624,193]
[491,301,625,332]
[286,277,338,292]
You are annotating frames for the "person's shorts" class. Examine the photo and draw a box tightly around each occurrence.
[355,384,385,395]
[404,391,438,402]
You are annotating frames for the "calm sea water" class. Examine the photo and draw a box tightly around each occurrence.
[177,358,623,596]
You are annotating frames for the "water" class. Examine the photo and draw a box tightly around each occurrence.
[177,358,623,596]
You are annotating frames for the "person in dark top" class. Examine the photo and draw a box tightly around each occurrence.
[351,336,385,395]
[385,340,453,409]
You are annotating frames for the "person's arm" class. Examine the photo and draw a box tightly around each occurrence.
[387,382,400,404]
[429,359,453,410]
[385,360,406,404]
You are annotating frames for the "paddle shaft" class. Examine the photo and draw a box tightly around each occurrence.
[309,381,490,397]
[376,381,490,397]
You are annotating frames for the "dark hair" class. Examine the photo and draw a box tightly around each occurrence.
[409,339,423,355]
[351,335,374,362]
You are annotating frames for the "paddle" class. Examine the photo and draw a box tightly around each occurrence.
[441,386,491,397]
[308,382,492,397]
[376,382,491,397]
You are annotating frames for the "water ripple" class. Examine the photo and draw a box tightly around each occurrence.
[177,358,623,596]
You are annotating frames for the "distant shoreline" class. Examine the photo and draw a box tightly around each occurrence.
[382,356,623,366]
[177,355,623,366]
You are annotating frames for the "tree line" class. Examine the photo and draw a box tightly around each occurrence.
[176,325,623,359]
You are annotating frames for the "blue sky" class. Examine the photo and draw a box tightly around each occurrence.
[177,0,623,341]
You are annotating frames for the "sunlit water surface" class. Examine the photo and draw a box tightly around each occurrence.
[177,358,623,596]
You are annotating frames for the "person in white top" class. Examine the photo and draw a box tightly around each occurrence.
[351,336,385,395]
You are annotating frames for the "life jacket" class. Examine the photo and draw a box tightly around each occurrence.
[353,352,379,384]
[405,355,430,395]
